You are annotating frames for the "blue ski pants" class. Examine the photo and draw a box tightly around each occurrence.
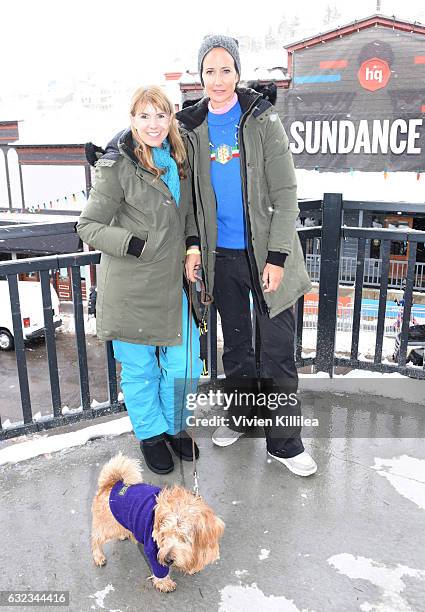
[112,291,203,440]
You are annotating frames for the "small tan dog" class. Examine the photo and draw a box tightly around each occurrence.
[91,453,225,592]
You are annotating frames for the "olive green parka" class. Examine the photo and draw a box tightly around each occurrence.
[177,88,312,318]
[76,128,198,345]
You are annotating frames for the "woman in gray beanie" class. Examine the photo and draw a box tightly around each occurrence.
[177,35,317,476]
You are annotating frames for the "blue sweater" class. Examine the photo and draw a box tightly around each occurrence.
[208,102,246,248]
[109,481,169,579]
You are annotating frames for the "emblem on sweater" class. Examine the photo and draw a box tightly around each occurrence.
[210,144,240,164]
[118,485,129,496]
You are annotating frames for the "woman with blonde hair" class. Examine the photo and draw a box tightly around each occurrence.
[77,86,203,474]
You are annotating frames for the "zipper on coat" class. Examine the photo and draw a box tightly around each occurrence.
[188,131,211,295]
[238,100,269,317]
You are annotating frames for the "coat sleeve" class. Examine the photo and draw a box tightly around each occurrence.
[76,161,133,258]
[180,134,199,248]
[263,112,299,256]
[183,169,199,248]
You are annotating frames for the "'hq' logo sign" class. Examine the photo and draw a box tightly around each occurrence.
[358,57,391,91]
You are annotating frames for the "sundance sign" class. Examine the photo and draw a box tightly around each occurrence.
[283,28,425,171]
[290,119,423,155]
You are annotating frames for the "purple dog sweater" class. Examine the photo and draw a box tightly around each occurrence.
[109,481,169,579]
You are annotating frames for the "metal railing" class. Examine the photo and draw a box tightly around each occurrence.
[1,194,425,440]
[0,250,126,440]
[299,195,425,377]
[302,303,423,335]
[0,143,90,211]
[306,254,425,289]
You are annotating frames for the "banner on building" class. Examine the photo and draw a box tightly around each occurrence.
[281,26,425,172]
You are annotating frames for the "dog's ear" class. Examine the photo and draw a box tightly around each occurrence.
[194,510,225,547]
[191,510,225,571]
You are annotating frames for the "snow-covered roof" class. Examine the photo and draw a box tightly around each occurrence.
[286,13,425,51]
[179,48,289,86]
[179,72,199,85]
[244,67,288,81]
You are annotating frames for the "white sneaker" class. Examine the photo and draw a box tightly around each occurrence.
[212,425,245,447]
[267,450,317,476]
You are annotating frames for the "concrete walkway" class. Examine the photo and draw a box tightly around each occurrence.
[1,390,425,612]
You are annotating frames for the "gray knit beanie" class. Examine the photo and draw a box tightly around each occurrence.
[198,34,241,85]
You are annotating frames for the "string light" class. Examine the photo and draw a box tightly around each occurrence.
[25,191,87,212]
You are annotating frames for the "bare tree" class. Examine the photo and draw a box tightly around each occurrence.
[323,4,341,26]
[288,15,300,40]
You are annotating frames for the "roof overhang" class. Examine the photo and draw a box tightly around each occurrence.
[285,14,425,54]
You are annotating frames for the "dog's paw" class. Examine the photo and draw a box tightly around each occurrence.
[92,553,106,567]
[151,575,176,592]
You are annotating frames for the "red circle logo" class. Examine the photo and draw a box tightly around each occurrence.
[358,57,391,91]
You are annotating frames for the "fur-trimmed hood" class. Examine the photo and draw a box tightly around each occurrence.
[176,87,266,131]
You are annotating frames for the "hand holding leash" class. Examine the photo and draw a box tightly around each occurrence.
[185,249,201,283]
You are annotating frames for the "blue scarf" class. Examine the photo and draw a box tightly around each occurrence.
[152,139,180,206]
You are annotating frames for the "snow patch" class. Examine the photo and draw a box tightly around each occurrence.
[0,417,132,466]
[297,169,425,204]
[299,370,425,405]
[258,549,270,560]
[373,455,425,510]
[88,584,114,609]
[328,553,425,612]
[62,405,82,415]
[59,312,96,335]
[91,398,110,410]
[219,583,308,612]
[2,418,24,430]
[300,328,398,363]
[33,412,57,423]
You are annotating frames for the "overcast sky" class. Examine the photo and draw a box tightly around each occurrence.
[3,0,425,93]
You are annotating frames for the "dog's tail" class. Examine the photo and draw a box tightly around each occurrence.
[97,452,143,494]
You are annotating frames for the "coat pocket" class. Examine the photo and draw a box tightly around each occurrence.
[137,230,166,263]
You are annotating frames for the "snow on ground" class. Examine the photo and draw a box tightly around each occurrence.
[299,369,425,405]
[258,549,270,561]
[0,416,132,466]
[58,312,97,336]
[297,169,425,204]
[328,553,425,612]
[88,584,115,610]
[301,328,396,361]
[235,570,249,577]
[1,365,422,466]
[219,583,308,612]
[372,456,425,510]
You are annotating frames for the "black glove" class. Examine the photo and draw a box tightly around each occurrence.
[85,142,106,167]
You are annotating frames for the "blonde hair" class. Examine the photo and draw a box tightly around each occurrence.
[129,85,186,178]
